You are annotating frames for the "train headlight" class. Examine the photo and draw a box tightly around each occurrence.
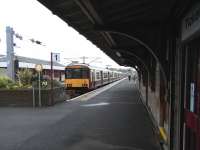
[67,84,72,87]
[82,84,88,87]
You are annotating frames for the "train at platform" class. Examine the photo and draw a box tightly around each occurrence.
[65,63,125,91]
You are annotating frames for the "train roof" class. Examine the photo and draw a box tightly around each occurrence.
[66,63,89,68]
[66,63,120,72]
[66,63,107,70]
[66,63,125,75]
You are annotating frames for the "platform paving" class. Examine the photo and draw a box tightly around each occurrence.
[0,79,161,150]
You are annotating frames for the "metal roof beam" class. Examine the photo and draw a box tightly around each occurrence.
[76,0,103,24]
[73,0,95,24]
[74,0,116,47]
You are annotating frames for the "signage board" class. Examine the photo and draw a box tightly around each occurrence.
[182,3,200,41]
[190,83,195,112]
[52,53,60,62]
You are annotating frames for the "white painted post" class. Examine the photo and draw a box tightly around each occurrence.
[32,86,35,107]
[38,72,42,107]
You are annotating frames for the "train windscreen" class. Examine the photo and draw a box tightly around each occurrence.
[65,68,89,79]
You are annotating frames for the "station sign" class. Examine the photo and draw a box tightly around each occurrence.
[35,64,43,72]
[190,83,195,112]
[181,3,200,42]
[52,53,60,62]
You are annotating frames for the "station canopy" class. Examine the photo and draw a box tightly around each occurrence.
[38,0,193,70]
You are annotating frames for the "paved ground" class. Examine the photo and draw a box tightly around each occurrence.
[0,79,160,150]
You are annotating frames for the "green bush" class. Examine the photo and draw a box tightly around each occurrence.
[17,68,33,87]
[0,71,63,90]
[0,77,16,89]
[6,82,20,90]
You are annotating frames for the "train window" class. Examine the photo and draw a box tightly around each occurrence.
[96,72,100,79]
[82,69,89,78]
[110,73,113,77]
[65,68,89,79]
[114,73,117,78]
[103,72,108,78]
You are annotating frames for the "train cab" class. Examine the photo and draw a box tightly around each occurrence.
[65,64,90,90]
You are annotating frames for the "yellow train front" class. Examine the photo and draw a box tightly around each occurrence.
[65,64,91,91]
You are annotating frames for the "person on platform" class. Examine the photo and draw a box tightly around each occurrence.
[128,75,131,81]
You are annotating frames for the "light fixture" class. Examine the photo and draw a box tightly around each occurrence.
[116,51,121,57]
[135,65,138,69]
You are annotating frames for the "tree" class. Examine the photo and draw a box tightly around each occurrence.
[16,68,33,86]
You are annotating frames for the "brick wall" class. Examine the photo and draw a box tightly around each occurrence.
[0,87,67,107]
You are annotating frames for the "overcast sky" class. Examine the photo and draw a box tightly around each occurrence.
[0,0,120,68]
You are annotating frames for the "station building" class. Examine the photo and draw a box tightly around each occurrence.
[0,55,65,81]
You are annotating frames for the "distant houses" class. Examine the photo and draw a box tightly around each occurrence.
[0,55,65,81]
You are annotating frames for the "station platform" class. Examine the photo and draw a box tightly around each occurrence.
[0,78,161,150]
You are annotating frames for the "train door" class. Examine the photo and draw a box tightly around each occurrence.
[91,70,95,88]
[183,42,200,150]
[100,71,103,85]
[108,72,110,83]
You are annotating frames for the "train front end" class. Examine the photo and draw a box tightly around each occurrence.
[65,65,90,91]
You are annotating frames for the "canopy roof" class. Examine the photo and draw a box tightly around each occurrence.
[37,0,195,74]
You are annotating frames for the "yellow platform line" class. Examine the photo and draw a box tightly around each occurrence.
[159,127,167,143]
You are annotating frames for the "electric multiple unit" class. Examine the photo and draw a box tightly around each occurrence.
[65,63,123,91]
